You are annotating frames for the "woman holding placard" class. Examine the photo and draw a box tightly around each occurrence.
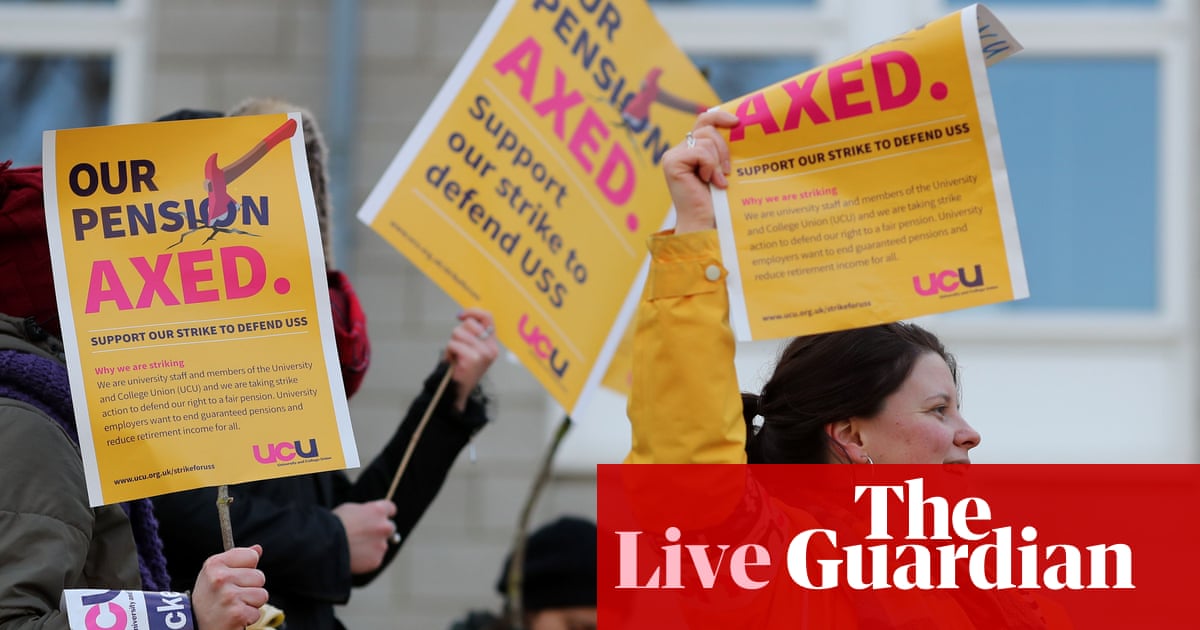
[620,112,1074,628]
[626,109,981,468]
[0,160,269,630]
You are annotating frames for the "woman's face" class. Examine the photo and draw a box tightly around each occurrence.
[857,352,981,464]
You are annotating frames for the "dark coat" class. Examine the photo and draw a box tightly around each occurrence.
[0,314,141,630]
[153,363,488,630]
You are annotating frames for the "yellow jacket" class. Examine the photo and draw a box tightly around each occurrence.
[625,228,745,465]
[618,230,1070,629]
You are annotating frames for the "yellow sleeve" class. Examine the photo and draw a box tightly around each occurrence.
[624,229,747,464]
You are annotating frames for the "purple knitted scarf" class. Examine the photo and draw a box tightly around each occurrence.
[0,348,171,591]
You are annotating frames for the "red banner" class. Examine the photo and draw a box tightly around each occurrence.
[597,465,1200,628]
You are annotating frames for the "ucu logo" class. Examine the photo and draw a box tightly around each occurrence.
[253,438,319,464]
[80,591,126,630]
[913,264,984,296]
[517,313,570,379]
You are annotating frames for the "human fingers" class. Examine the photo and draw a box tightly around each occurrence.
[691,133,727,189]
[693,108,739,131]
[689,127,732,188]
[357,504,395,553]
[213,553,266,590]
[334,501,394,533]
[450,310,498,360]
[371,499,398,519]
[664,142,722,232]
[448,312,500,371]
[366,503,396,542]
[211,546,264,574]
[446,338,492,393]
[454,315,488,342]
[228,601,266,629]
[450,322,499,359]
[332,503,390,573]
[193,549,270,630]
[371,500,402,545]
[238,587,271,613]
[447,323,497,411]
[693,110,738,177]
[663,111,739,233]
[446,336,481,365]
[457,307,496,333]
[219,581,270,628]
[668,110,737,180]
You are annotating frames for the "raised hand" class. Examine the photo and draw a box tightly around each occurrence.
[662,110,740,234]
[446,308,500,412]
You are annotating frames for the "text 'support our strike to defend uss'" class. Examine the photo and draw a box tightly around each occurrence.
[357,0,717,415]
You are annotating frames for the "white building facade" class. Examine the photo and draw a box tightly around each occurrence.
[1,0,1195,624]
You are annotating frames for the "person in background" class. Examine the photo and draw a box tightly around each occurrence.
[450,516,598,630]
[0,160,269,630]
[150,99,501,630]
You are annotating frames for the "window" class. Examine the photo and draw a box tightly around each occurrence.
[0,0,117,4]
[654,0,814,5]
[0,54,112,166]
[0,0,147,165]
[977,0,1157,6]
[690,54,815,102]
[988,58,1158,311]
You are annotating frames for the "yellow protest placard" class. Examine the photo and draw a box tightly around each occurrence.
[43,113,358,506]
[358,0,716,415]
[712,3,1027,341]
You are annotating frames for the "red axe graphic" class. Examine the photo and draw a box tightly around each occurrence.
[204,118,299,226]
[168,118,299,249]
[621,68,708,132]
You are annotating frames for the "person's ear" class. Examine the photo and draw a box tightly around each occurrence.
[824,419,866,463]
